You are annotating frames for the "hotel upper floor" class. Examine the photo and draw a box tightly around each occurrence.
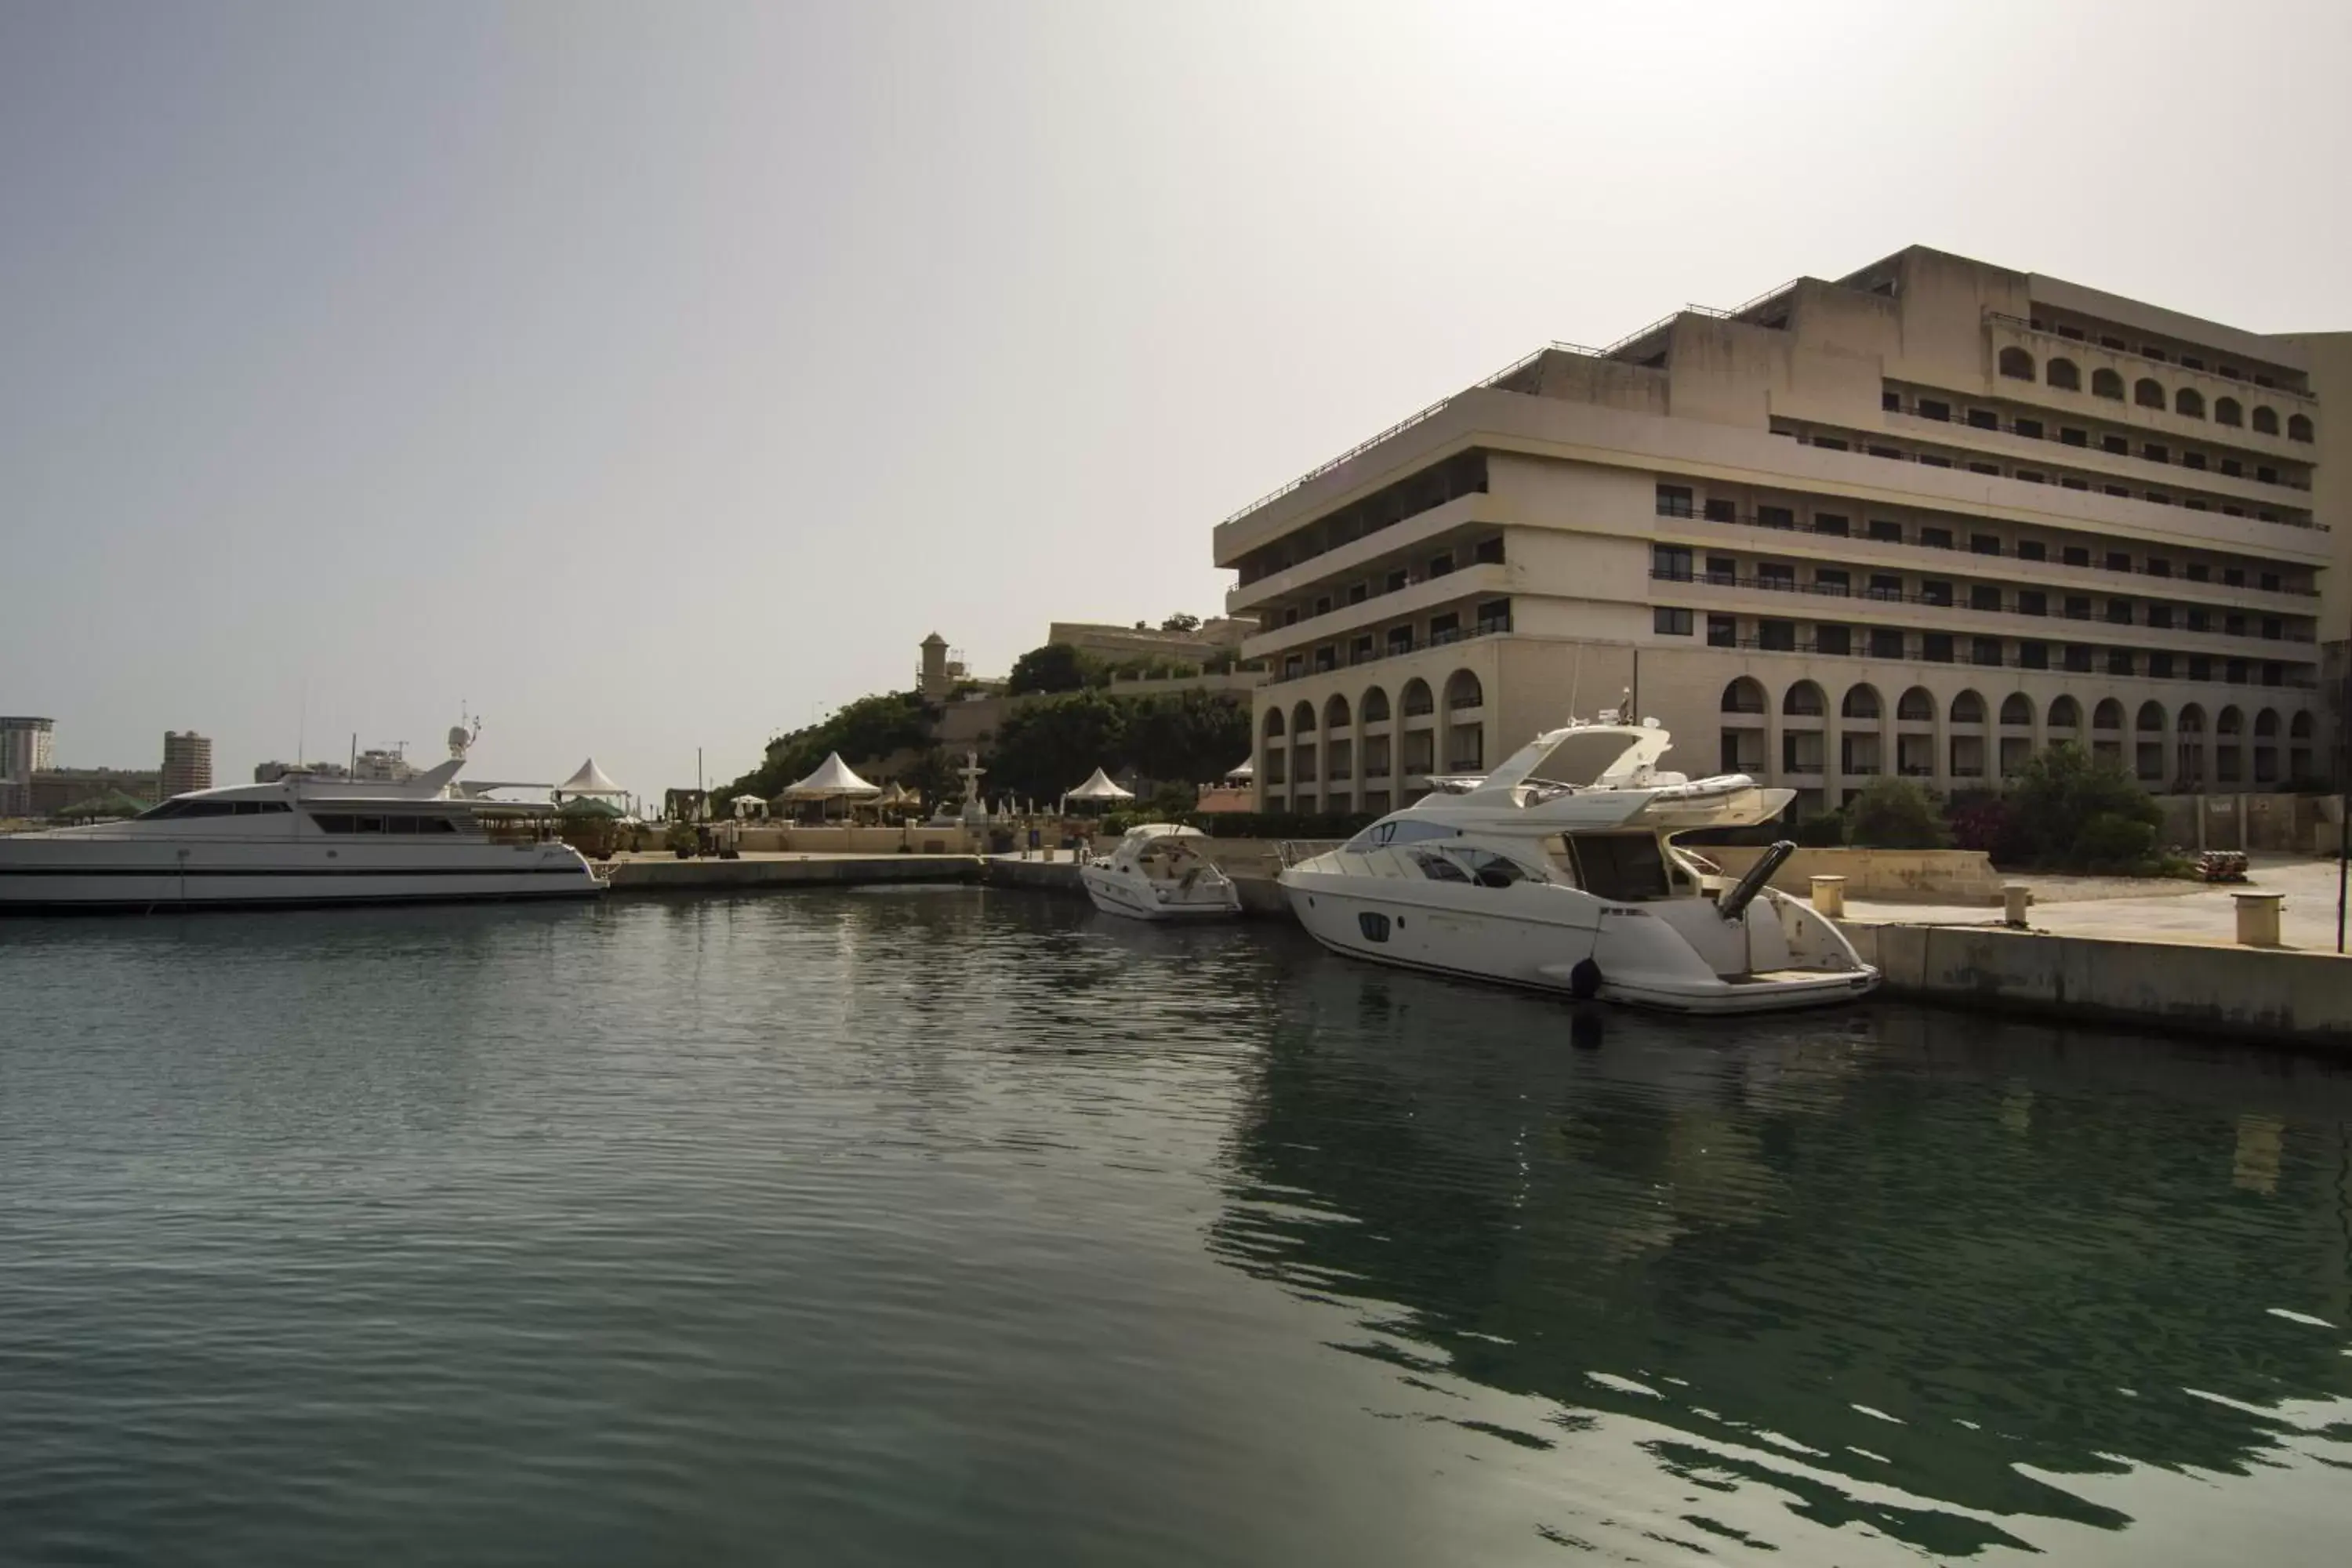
[1213,247,2333,663]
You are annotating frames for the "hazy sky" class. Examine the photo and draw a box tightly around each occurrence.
[3,0,2346,793]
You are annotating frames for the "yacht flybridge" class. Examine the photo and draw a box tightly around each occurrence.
[1278,717,1878,1014]
[0,727,602,912]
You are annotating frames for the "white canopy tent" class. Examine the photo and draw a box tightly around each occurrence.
[1062,768,1135,808]
[730,793,769,819]
[1222,759,1254,782]
[776,752,883,820]
[554,757,628,805]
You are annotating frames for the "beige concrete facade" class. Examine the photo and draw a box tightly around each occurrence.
[160,731,213,797]
[1214,247,2336,817]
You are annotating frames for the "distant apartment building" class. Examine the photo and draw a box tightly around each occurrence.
[0,716,57,817]
[1214,247,2342,816]
[160,731,214,797]
[27,768,162,817]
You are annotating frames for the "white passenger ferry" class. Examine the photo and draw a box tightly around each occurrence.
[0,728,601,912]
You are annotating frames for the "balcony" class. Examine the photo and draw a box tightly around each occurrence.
[1264,608,1512,686]
[1247,564,1508,667]
[1984,314,2318,451]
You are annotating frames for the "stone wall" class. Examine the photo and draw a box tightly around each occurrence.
[1687,845,2004,901]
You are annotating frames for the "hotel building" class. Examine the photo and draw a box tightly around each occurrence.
[1214,247,2347,816]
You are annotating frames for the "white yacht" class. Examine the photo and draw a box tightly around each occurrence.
[0,728,602,912]
[1278,717,1877,1014]
[1079,823,1243,921]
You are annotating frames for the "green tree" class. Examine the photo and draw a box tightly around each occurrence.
[1124,689,1250,785]
[1005,642,1097,695]
[2002,743,2163,872]
[710,691,935,804]
[990,691,1131,800]
[1844,776,1952,849]
[1160,612,1202,633]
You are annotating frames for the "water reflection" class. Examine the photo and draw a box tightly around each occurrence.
[1210,956,2352,1555]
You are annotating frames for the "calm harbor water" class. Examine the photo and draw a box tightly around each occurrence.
[2,889,2348,1566]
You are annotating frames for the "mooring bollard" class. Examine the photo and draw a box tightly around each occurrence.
[2234,891,2284,947]
[1809,874,1846,918]
[2002,883,2032,927]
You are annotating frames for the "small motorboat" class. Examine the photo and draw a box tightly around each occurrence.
[1079,823,1243,921]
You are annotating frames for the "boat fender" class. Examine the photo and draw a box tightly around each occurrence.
[1718,840,1796,924]
[1568,957,1602,1000]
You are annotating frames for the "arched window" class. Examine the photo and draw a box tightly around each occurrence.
[1951,690,1986,724]
[2092,368,2125,400]
[2134,377,2165,409]
[1292,701,1317,735]
[2046,358,2081,391]
[1444,670,1483,710]
[1262,707,1286,739]
[1783,680,1826,717]
[1897,687,1935,722]
[2254,709,2280,739]
[1400,679,1433,717]
[2216,706,2243,737]
[2136,701,2165,733]
[2288,413,2314,443]
[1998,347,2034,379]
[2092,699,2124,731]
[2291,712,2314,739]
[2049,696,2082,729]
[1360,686,1391,723]
[2177,704,2206,735]
[2175,388,2205,419]
[1722,677,1767,714]
[1841,684,1882,720]
[1324,693,1351,731]
[2215,396,2243,426]
[1999,693,2033,726]
[2252,406,2280,435]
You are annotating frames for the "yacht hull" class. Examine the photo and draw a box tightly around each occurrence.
[0,847,602,912]
[1281,875,1875,1015]
[1078,863,1241,921]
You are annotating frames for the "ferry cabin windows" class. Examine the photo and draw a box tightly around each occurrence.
[136,799,292,820]
[308,813,462,834]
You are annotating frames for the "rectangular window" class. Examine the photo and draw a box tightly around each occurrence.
[1282,655,1304,678]
[2064,644,2093,673]
[2148,652,2174,679]
[1476,599,1512,634]
[2058,325,2086,340]
[2100,336,2127,350]
[2014,418,2043,440]
[1427,553,1453,578]
[2106,598,2132,624]
[2109,648,2135,676]
[1313,596,1331,616]
[1867,445,1903,459]
[1428,612,1460,642]
[1816,625,1852,656]
[2104,485,2130,498]
[1870,627,1905,659]
[2146,492,2170,506]
[1921,527,1953,550]
[2189,656,2212,681]
[2017,540,2046,561]
[1972,637,2004,667]
[1314,645,1336,673]
[2061,476,2089,490]
[2102,434,2129,456]
[1867,519,1901,543]
[1867,573,1902,601]
[2018,590,2047,616]
[1348,583,1367,605]
[2147,558,2171,577]
[1921,580,1953,607]
[2063,596,2090,619]
[1653,606,1693,636]
[1653,544,1692,580]
[1758,564,1796,590]
[1758,619,1797,652]
[1706,614,1737,647]
[1815,568,1850,595]
[2016,471,2045,485]
[1756,505,1795,529]
[1967,408,1998,430]
[2187,499,2211,511]
[1655,485,1694,517]
[2257,466,2278,485]
[1970,585,2002,612]
[2225,613,2247,637]
[1705,555,1736,585]
[1918,454,1952,468]
[1917,399,1951,422]
[1922,633,1954,663]
[2105,551,2131,572]
[1970,533,2000,554]
[2221,458,2244,477]
[2147,605,2173,630]
[1813,436,1849,451]
[2020,642,2049,670]
[2181,355,2204,371]
[2143,346,2167,361]
[2259,572,2280,591]
[1350,633,1374,662]
[2143,444,2169,463]
[2183,452,2208,470]
[2187,609,2209,633]
[1385,626,1412,655]
[2063,546,2089,567]
[1813,513,1849,536]
[2187,562,2209,582]
[1704,497,1737,522]
[1473,536,1504,564]
[2060,427,2089,446]
[1882,390,1901,412]
[2223,568,2245,587]
[1969,463,2000,475]
[1385,568,1409,593]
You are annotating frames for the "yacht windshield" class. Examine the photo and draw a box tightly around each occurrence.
[1566,833,1671,901]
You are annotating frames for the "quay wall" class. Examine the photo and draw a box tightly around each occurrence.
[607,855,979,892]
[1845,922,2352,1047]
[1705,846,2002,902]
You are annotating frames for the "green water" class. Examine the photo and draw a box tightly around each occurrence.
[2,888,2347,1564]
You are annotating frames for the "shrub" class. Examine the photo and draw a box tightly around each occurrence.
[1944,793,2015,858]
[2001,743,2163,872]
[1791,808,1848,848]
[1843,777,1951,849]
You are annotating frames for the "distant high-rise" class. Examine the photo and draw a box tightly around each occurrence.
[160,731,213,798]
[0,717,57,817]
